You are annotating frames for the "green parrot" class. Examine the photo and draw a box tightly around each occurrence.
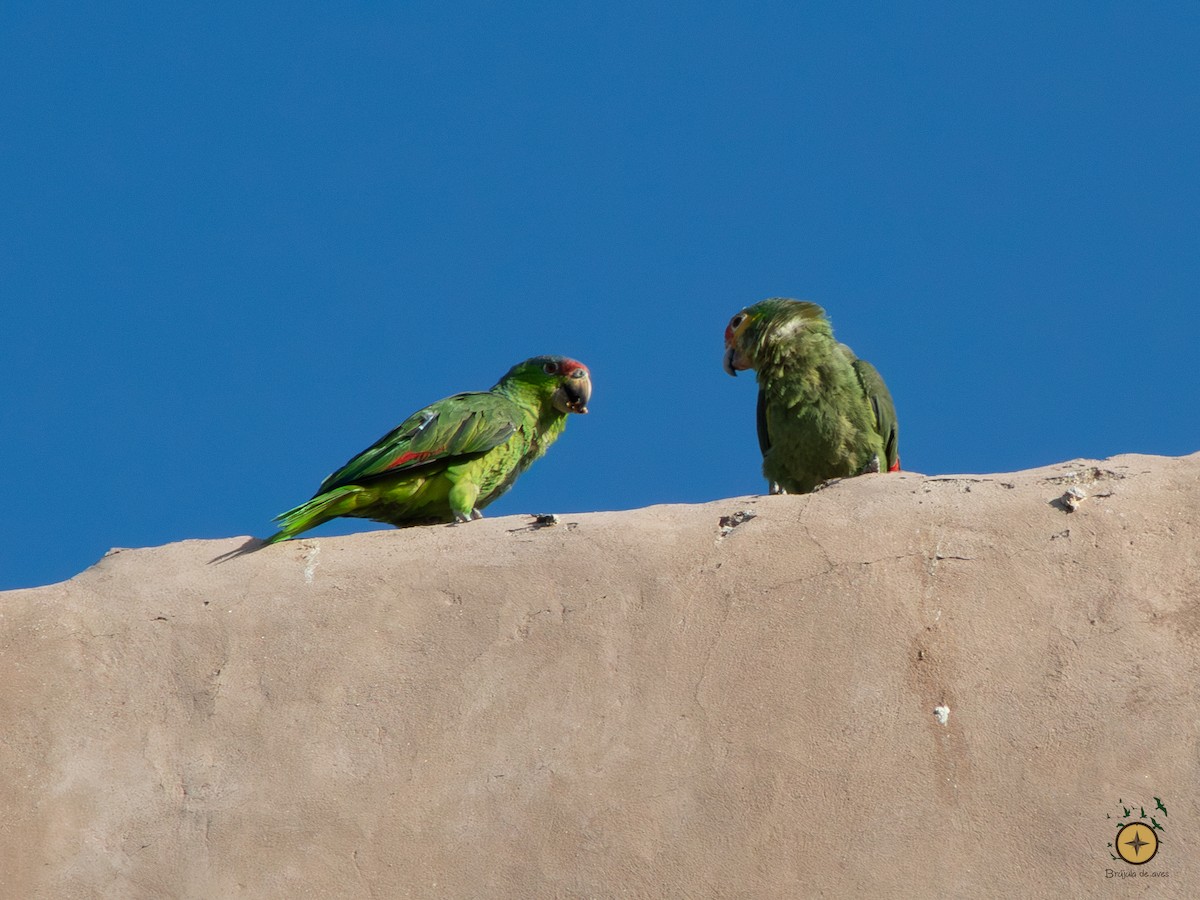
[263,356,591,544]
[723,298,899,494]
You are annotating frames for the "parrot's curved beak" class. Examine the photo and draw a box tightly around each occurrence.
[723,344,751,376]
[556,374,591,414]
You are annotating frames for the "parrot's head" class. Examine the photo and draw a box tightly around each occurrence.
[723,298,830,376]
[502,356,592,415]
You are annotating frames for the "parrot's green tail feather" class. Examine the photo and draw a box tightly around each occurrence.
[262,486,365,545]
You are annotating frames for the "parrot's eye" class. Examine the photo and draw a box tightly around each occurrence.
[730,313,746,329]
[543,362,558,374]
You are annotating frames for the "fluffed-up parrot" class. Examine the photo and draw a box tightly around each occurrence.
[263,356,591,544]
[723,298,899,494]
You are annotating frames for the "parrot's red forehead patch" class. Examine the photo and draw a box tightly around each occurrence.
[560,358,588,375]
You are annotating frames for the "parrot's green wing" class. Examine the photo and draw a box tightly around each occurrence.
[314,391,522,495]
[844,351,899,471]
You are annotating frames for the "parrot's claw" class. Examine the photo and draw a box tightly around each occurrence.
[859,454,882,475]
[768,481,786,495]
[471,508,484,520]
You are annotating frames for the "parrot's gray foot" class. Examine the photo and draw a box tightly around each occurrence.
[471,508,484,520]
[451,509,484,525]
[768,481,786,495]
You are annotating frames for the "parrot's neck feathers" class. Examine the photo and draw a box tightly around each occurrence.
[756,318,835,373]
[493,378,564,427]
[765,315,807,343]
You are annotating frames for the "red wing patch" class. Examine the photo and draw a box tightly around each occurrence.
[386,447,445,469]
[889,457,901,472]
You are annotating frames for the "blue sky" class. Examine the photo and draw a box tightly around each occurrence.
[3,3,1198,590]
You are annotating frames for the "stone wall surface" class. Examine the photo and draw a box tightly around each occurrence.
[2,453,1198,898]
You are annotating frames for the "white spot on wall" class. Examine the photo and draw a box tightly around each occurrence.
[304,545,320,584]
